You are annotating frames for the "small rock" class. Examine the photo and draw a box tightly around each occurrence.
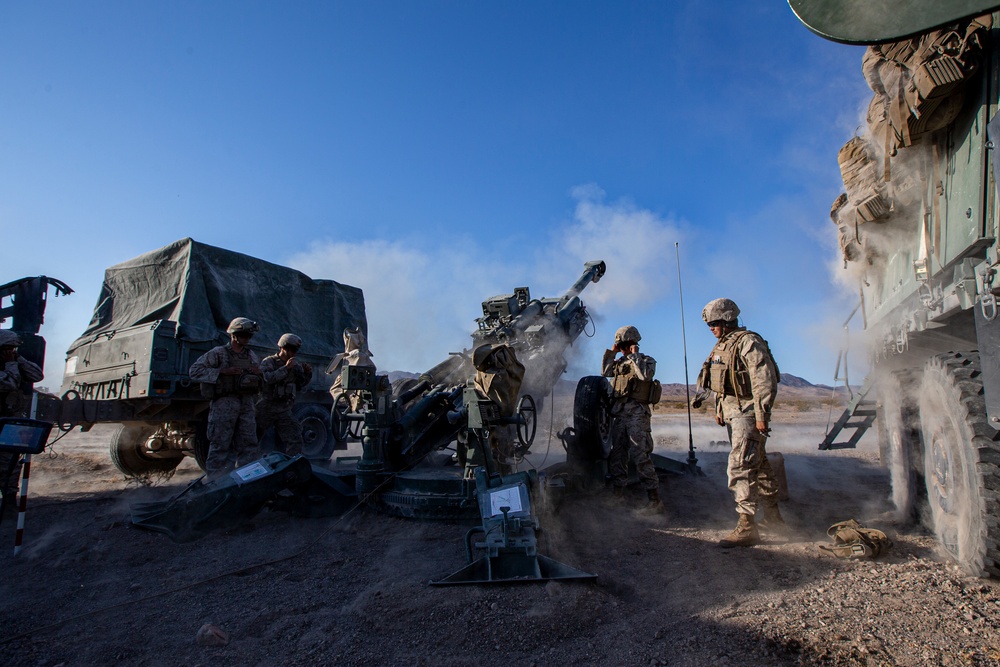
[196,623,229,647]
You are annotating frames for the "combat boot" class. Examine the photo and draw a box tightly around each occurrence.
[759,504,787,531]
[718,513,759,548]
[639,488,666,515]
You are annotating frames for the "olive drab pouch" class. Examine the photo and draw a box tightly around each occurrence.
[648,379,662,405]
[625,379,661,405]
[237,372,262,394]
[818,519,893,559]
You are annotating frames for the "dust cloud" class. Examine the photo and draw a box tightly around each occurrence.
[287,185,680,377]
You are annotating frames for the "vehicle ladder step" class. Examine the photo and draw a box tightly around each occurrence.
[818,376,877,451]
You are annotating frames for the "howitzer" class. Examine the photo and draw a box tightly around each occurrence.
[334,261,606,490]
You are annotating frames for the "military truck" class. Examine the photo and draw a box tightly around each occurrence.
[790,1,1000,576]
[42,238,367,477]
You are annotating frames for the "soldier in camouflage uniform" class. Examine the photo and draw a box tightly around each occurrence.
[697,298,781,547]
[256,333,313,456]
[0,330,44,509]
[602,325,664,513]
[189,317,264,479]
[463,342,525,477]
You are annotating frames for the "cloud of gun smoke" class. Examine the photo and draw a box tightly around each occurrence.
[545,184,680,309]
[288,187,680,374]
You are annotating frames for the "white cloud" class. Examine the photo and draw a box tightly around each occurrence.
[550,185,681,309]
[286,187,682,373]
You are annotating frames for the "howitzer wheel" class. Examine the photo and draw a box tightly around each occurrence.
[516,394,537,450]
[571,376,613,461]
[109,424,182,478]
[296,403,335,461]
[330,393,351,445]
[917,351,1000,577]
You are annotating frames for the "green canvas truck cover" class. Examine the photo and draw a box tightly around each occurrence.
[68,237,366,359]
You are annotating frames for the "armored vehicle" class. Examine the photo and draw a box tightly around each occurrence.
[791,1,1000,575]
[47,238,367,477]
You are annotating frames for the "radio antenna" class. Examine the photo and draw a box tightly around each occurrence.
[675,242,699,471]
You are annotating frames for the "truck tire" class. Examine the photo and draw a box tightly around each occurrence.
[571,376,613,461]
[917,351,1000,577]
[874,369,920,523]
[109,424,182,477]
[296,403,335,461]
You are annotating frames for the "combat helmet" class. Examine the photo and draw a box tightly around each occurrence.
[614,325,641,345]
[702,298,740,324]
[227,317,260,335]
[0,330,21,348]
[277,333,302,349]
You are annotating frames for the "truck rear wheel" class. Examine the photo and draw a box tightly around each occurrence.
[296,403,335,461]
[571,376,613,461]
[109,424,182,477]
[874,369,920,523]
[917,351,1000,577]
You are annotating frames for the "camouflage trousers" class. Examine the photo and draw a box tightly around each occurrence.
[255,400,303,456]
[609,400,658,491]
[725,417,779,516]
[205,394,260,478]
[0,452,21,512]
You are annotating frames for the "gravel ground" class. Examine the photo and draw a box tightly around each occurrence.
[0,411,998,666]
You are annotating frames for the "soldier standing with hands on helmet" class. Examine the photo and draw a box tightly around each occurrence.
[256,333,313,456]
[697,298,782,547]
[189,317,264,479]
[602,325,664,513]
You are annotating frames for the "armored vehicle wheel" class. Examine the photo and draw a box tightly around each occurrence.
[296,403,335,461]
[917,351,1000,577]
[874,369,921,523]
[571,376,613,461]
[109,424,182,477]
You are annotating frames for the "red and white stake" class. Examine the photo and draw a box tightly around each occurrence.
[13,454,30,556]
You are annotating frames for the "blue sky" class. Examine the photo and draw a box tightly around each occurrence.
[1,1,872,387]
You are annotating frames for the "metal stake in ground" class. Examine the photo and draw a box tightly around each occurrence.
[13,453,30,556]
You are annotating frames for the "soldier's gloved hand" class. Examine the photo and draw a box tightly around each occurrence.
[715,415,725,426]
[1,348,18,363]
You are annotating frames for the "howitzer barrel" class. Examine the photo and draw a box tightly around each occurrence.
[561,260,606,303]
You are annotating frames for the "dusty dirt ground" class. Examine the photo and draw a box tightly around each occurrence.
[1,404,999,666]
